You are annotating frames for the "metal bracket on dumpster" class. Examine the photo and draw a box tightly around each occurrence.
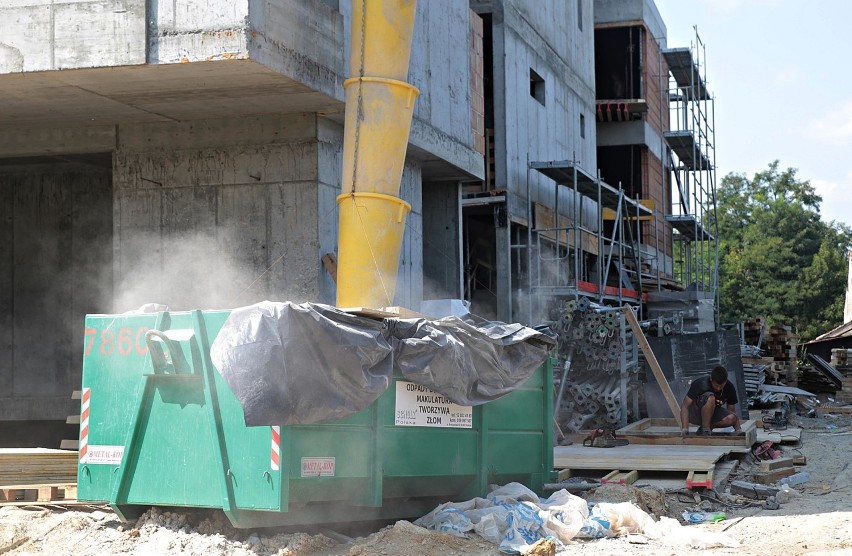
[145,328,198,375]
[110,312,239,524]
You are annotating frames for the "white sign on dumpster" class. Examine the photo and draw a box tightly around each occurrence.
[394,381,472,428]
[86,445,125,465]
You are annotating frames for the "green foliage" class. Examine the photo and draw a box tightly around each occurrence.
[711,161,851,341]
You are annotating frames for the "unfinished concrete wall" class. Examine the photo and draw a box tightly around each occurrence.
[246,0,344,98]
[112,114,325,311]
[0,160,112,421]
[594,0,666,41]
[490,0,598,222]
[149,0,250,64]
[112,113,424,312]
[0,0,146,73]
[422,182,462,300]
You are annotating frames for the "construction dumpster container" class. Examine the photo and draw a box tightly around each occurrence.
[77,308,554,527]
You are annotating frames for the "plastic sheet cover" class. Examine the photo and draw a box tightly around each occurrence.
[210,301,555,426]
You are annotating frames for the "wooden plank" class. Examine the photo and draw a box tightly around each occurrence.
[534,203,599,255]
[686,469,714,489]
[321,253,338,283]
[602,470,638,485]
[758,384,815,397]
[0,448,78,487]
[760,457,793,472]
[342,306,427,319]
[815,406,852,416]
[623,306,681,424]
[756,467,796,484]
[713,460,739,487]
[60,439,79,450]
[756,428,802,444]
[554,443,732,472]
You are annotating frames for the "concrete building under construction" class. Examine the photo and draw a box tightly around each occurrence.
[0,0,717,444]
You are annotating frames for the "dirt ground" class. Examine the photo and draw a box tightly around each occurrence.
[1,414,850,556]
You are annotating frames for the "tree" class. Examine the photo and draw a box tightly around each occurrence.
[711,161,851,341]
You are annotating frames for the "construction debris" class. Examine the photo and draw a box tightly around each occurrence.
[730,480,780,500]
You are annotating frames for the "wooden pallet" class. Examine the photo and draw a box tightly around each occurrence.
[555,465,732,491]
[0,484,77,505]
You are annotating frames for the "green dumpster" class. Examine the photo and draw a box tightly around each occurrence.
[77,309,554,527]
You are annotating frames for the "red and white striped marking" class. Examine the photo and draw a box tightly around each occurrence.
[79,387,91,463]
[270,426,280,470]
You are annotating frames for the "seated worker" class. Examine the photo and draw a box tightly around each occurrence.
[680,365,742,435]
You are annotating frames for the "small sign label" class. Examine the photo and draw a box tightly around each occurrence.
[395,381,473,428]
[86,445,125,465]
[300,457,336,477]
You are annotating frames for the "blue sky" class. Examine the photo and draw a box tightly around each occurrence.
[654,0,852,227]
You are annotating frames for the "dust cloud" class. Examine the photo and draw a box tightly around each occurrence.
[111,230,312,313]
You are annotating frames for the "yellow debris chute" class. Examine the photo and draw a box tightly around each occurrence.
[336,0,419,309]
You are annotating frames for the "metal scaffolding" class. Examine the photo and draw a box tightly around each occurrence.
[662,28,719,320]
[524,159,658,322]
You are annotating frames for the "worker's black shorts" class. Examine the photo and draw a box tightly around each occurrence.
[687,392,732,426]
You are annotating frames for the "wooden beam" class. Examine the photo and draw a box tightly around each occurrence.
[321,253,338,284]
[602,470,638,485]
[759,457,793,472]
[686,469,714,489]
[617,418,757,447]
[623,305,682,424]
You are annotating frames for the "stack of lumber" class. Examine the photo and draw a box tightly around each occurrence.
[0,448,78,487]
[830,348,852,371]
[743,317,766,346]
[802,353,844,393]
[741,318,798,389]
[799,367,840,394]
[766,326,796,361]
[837,377,852,405]
[741,357,773,394]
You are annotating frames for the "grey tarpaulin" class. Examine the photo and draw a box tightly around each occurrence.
[210,301,555,426]
[391,315,556,406]
[210,301,393,426]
